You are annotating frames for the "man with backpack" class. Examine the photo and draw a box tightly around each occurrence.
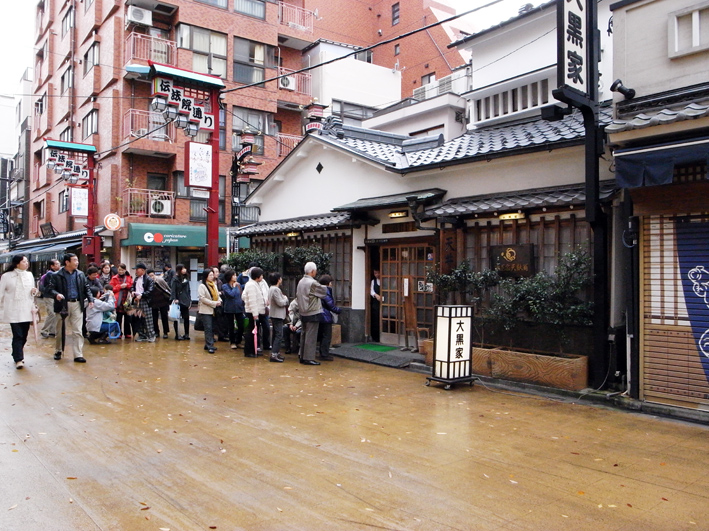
[37,259,61,338]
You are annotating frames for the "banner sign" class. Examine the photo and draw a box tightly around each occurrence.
[71,187,89,217]
[676,220,709,384]
[184,141,212,189]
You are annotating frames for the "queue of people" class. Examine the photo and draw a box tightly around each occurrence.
[1,255,341,369]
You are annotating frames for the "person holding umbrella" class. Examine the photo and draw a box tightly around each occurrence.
[241,267,266,358]
[0,255,40,369]
[46,253,94,363]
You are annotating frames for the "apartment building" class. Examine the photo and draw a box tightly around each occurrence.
[24,0,468,280]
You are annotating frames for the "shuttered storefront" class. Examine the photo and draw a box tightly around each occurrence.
[641,214,709,409]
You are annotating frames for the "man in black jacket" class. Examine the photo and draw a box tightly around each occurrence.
[131,263,155,342]
[46,253,94,363]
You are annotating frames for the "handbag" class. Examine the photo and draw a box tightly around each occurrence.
[121,291,133,312]
[168,302,181,322]
[194,313,205,331]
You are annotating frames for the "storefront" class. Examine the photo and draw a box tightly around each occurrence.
[121,223,231,300]
[614,141,709,410]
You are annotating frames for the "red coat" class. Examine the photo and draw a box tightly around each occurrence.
[110,273,133,310]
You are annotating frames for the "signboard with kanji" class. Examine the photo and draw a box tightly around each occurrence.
[557,0,590,102]
[184,141,212,189]
[71,187,89,217]
[432,305,473,381]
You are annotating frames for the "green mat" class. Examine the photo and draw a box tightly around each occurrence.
[353,344,398,352]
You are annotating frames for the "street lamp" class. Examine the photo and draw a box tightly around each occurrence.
[151,95,168,112]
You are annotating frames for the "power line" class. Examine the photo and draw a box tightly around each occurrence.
[222,1,503,94]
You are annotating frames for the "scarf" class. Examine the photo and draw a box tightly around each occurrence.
[206,280,219,301]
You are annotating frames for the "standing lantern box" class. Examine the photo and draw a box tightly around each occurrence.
[426,305,477,390]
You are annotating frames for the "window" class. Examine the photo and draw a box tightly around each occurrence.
[232,106,273,155]
[669,2,709,58]
[147,174,167,191]
[35,94,46,116]
[354,50,373,63]
[421,73,436,85]
[195,0,227,7]
[177,25,227,78]
[58,190,68,213]
[35,200,45,220]
[59,127,73,142]
[331,100,377,124]
[82,109,99,139]
[235,0,266,19]
[60,67,73,93]
[233,37,275,86]
[84,43,99,75]
[394,44,400,56]
[392,2,400,26]
[61,7,74,38]
[189,176,226,222]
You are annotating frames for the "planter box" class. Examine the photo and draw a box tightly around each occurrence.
[473,347,588,391]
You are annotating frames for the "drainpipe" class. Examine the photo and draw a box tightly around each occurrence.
[406,195,439,235]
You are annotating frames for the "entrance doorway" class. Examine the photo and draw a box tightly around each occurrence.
[379,243,436,346]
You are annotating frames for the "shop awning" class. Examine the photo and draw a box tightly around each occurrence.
[0,244,56,264]
[332,188,446,212]
[614,138,709,188]
[123,223,227,247]
[31,240,82,261]
[231,212,352,237]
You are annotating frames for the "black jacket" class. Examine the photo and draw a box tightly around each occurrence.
[131,274,155,303]
[171,275,192,307]
[46,268,94,313]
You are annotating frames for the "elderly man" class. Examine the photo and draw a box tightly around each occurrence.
[296,261,328,365]
[46,253,94,363]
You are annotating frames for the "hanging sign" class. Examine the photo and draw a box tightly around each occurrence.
[184,141,212,189]
[71,187,89,217]
[556,0,591,103]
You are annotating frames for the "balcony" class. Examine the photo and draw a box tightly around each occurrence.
[124,33,177,66]
[278,67,312,96]
[122,188,176,219]
[276,133,303,157]
[279,2,314,33]
[122,110,178,157]
[413,70,471,102]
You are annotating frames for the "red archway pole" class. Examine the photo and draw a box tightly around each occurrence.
[205,85,220,268]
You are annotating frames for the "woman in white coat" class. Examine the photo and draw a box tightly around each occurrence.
[0,255,39,369]
[198,269,222,354]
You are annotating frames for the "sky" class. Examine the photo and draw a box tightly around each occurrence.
[0,0,541,98]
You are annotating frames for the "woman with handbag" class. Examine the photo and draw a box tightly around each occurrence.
[110,264,133,339]
[171,264,192,340]
[198,269,222,354]
[0,254,40,369]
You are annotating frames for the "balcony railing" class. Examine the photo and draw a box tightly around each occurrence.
[278,67,312,96]
[278,2,314,33]
[276,133,303,157]
[125,33,177,66]
[122,188,176,218]
[123,109,176,143]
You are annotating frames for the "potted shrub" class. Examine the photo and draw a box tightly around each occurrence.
[476,249,594,391]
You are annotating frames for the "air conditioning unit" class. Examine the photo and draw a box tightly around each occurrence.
[149,199,171,216]
[126,6,153,27]
[279,76,296,91]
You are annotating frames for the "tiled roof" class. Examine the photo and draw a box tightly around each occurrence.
[320,107,612,171]
[332,188,446,212]
[423,181,617,218]
[231,212,351,236]
[605,101,709,133]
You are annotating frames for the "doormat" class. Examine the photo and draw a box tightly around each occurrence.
[353,344,398,352]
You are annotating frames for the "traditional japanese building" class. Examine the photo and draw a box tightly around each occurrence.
[606,0,709,411]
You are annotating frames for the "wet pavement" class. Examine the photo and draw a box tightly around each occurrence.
[1,328,708,531]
